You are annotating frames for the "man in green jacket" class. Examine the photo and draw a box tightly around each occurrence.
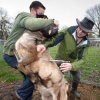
[2,1,59,100]
[47,17,94,99]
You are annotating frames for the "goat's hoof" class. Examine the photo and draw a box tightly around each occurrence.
[33,79,39,84]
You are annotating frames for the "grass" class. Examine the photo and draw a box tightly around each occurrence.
[0,45,100,83]
[80,47,100,80]
[0,46,23,82]
[49,46,100,83]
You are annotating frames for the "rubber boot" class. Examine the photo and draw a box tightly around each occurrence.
[71,82,80,99]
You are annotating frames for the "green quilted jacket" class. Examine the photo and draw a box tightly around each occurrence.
[3,12,54,55]
[47,26,99,71]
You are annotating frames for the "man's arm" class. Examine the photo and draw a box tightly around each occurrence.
[59,47,89,72]
[46,28,68,48]
[20,17,54,31]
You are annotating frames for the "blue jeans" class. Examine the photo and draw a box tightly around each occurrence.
[2,54,34,100]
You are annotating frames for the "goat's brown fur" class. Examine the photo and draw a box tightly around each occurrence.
[14,25,68,100]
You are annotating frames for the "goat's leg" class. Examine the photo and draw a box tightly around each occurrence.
[30,74,39,84]
[17,63,30,75]
[48,89,57,100]
[18,63,38,84]
[59,83,68,100]
[14,49,20,61]
[50,92,57,100]
[49,83,60,100]
[42,96,53,100]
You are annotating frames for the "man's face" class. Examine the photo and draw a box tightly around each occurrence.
[76,27,88,38]
[36,7,45,16]
[30,7,45,17]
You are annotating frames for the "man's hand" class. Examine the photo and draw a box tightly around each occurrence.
[60,63,72,72]
[54,19,59,28]
[36,44,46,53]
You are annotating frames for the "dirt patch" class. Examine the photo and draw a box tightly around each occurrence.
[68,82,100,100]
[0,81,21,100]
[0,81,100,100]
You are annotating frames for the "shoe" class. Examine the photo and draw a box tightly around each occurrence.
[71,82,80,99]
[72,90,80,99]
[11,92,20,100]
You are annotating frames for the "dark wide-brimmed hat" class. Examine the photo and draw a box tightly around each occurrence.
[76,17,94,33]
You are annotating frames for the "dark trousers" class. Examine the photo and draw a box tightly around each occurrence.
[2,54,34,100]
[70,70,81,90]
[70,70,81,84]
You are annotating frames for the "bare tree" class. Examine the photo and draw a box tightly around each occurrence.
[0,7,13,39]
[86,4,100,37]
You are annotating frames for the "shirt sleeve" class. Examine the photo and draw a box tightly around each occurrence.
[71,47,89,71]
[45,28,67,48]
[20,16,54,31]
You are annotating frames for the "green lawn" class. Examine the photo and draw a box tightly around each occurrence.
[0,46,23,82]
[0,45,100,84]
[49,46,100,83]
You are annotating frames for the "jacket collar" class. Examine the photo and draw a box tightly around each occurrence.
[72,30,90,48]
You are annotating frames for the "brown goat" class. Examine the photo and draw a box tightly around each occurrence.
[14,24,68,100]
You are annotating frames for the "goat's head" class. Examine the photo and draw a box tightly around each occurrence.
[37,15,58,39]
[40,24,58,39]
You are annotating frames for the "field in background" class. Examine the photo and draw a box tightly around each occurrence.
[0,40,23,82]
[49,46,100,86]
[0,41,100,86]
